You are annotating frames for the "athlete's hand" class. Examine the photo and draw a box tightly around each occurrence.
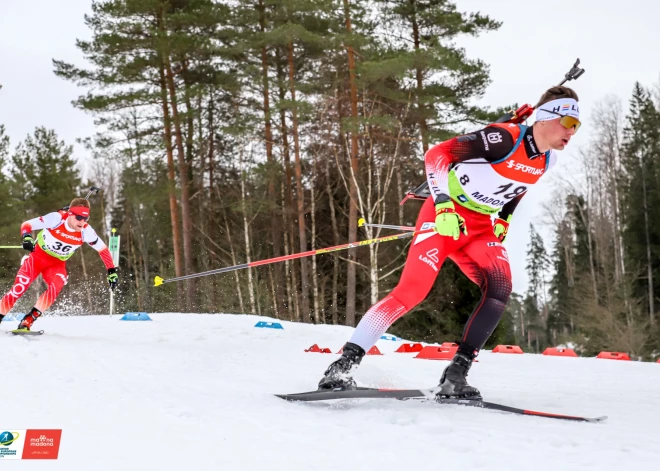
[107,267,119,291]
[22,233,35,252]
[434,201,467,240]
[493,217,510,243]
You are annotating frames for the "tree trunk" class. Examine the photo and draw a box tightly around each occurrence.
[158,63,184,311]
[161,39,195,311]
[281,182,294,319]
[221,202,245,314]
[258,0,286,318]
[240,147,257,314]
[342,0,360,327]
[207,99,218,309]
[277,54,300,321]
[310,155,320,323]
[324,155,340,325]
[409,0,429,152]
[641,160,655,324]
[574,199,598,301]
[128,228,143,310]
[286,41,311,323]
[182,60,195,186]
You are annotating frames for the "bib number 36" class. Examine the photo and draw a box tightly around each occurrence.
[52,241,73,253]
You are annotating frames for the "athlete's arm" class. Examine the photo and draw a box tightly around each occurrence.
[496,150,556,222]
[82,225,115,269]
[497,192,524,222]
[425,127,514,203]
[20,212,64,235]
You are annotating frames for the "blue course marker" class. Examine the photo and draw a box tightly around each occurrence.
[120,312,153,321]
[255,321,283,329]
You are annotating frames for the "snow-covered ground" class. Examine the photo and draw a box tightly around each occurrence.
[3,313,659,470]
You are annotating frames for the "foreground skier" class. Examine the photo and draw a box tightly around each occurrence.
[0,198,118,331]
[318,86,581,398]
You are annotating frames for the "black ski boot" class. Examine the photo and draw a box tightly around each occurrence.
[317,342,366,390]
[17,308,42,331]
[0,314,4,324]
[435,352,482,400]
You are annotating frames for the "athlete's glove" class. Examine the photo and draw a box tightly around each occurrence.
[107,267,119,291]
[493,216,511,243]
[434,200,467,240]
[22,233,35,252]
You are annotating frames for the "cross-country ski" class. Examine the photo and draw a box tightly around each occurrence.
[3,2,659,470]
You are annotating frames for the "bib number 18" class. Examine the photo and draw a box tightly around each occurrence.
[493,183,527,199]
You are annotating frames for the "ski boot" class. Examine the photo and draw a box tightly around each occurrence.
[317,342,366,390]
[435,351,482,400]
[16,308,42,332]
[0,314,4,324]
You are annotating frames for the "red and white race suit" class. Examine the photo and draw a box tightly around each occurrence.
[0,211,115,315]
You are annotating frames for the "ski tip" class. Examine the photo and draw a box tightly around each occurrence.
[154,276,164,287]
[274,393,301,402]
[587,416,608,423]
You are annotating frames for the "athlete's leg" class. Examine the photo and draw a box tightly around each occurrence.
[348,197,464,351]
[34,262,68,313]
[318,197,469,389]
[0,252,43,316]
[17,261,68,330]
[434,238,512,398]
[449,239,513,356]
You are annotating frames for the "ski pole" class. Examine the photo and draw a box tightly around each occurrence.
[558,58,585,86]
[85,186,101,200]
[358,217,415,232]
[154,228,435,287]
[0,246,22,249]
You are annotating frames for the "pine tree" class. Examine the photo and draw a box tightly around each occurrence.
[0,125,18,280]
[525,223,551,349]
[373,0,501,150]
[10,127,81,216]
[620,82,660,326]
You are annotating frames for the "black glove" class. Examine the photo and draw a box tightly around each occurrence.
[107,267,119,291]
[22,234,35,252]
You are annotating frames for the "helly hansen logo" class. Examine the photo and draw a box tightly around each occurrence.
[505,160,543,175]
[552,103,579,114]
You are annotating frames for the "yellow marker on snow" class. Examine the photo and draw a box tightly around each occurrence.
[154,276,164,287]
[358,217,366,227]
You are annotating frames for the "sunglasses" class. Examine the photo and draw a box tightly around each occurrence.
[73,214,89,222]
[540,109,581,132]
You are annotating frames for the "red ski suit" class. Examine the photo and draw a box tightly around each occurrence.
[0,211,115,316]
[348,123,556,354]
